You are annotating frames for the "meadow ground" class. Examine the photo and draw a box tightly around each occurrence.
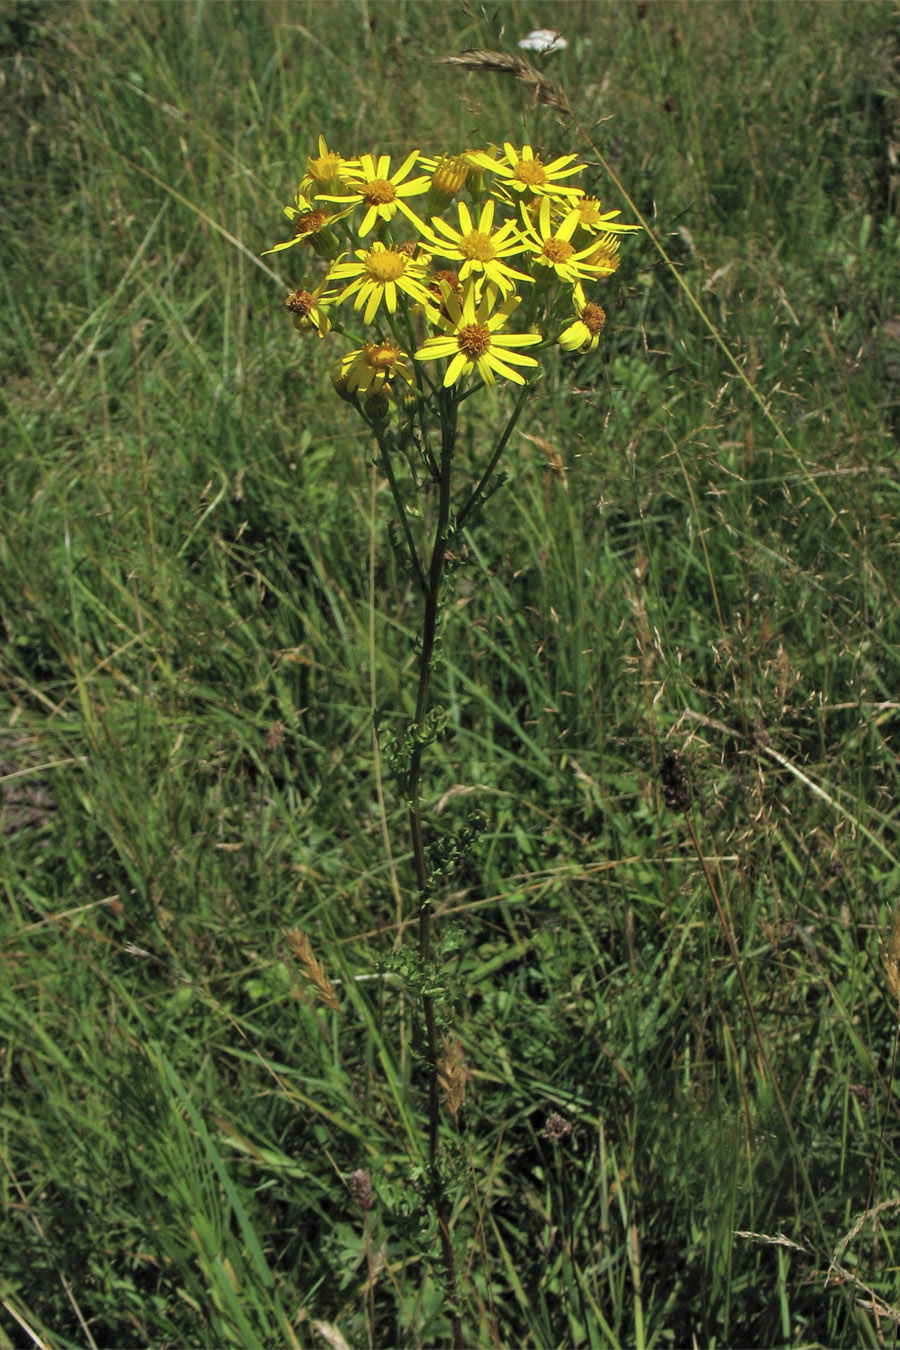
[3,1,900,1346]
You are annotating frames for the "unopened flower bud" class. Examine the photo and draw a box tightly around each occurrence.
[464,152,490,204]
[309,226,341,261]
[427,154,470,213]
[364,391,391,423]
[331,367,358,405]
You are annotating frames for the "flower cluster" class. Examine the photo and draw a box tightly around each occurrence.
[266,136,639,413]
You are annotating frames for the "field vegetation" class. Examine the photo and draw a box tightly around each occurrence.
[3,1,900,1346]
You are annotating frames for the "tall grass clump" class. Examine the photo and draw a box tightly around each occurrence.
[3,1,900,1346]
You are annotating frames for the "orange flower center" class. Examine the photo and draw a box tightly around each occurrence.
[364,340,402,373]
[457,323,492,358]
[294,209,327,237]
[513,158,547,187]
[285,288,314,316]
[581,302,606,335]
[363,177,397,206]
[365,248,408,282]
[542,238,575,265]
[430,270,462,314]
[458,230,496,262]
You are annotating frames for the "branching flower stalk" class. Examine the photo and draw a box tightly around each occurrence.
[267,137,638,1342]
[405,384,460,1331]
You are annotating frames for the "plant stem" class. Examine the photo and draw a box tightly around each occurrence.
[457,381,530,533]
[375,425,427,592]
[406,385,464,1349]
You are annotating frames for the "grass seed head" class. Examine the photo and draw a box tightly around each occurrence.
[438,1035,469,1126]
[285,927,341,1012]
[883,906,900,1004]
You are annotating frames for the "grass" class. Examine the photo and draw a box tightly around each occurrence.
[3,0,900,1345]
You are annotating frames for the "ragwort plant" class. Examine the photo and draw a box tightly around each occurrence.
[266,137,639,1342]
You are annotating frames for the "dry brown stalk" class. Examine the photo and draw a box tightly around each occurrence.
[437,49,570,112]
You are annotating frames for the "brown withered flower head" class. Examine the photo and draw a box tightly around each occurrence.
[347,1168,374,1212]
[543,1111,572,1141]
[660,750,691,815]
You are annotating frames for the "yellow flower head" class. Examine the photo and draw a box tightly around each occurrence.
[323,151,430,236]
[420,152,470,213]
[339,340,414,396]
[573,195,642,237]
[470,142,584,203]
[520,198,605,285]
[263,189,349,259]
[422,199,531,297]
[414,279,542,388]
[284,277,333,338]
[301,135,354,197]
[328,242,435,324]
[583,233,621,279]
[558,283,606,353]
